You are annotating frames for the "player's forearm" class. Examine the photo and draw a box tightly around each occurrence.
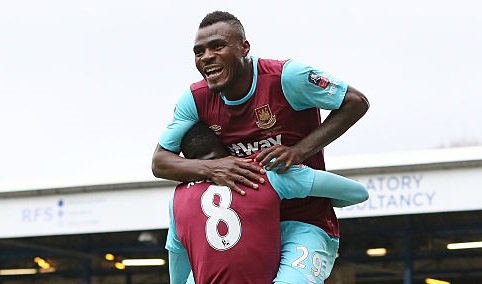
[310,171,369,207]
[152,145,211,182]
[294,86,369,160]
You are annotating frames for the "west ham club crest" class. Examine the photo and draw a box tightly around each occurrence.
[255,105,276,129]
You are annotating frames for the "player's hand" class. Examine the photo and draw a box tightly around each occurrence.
[206,156,265,196]
[255,145,304,173]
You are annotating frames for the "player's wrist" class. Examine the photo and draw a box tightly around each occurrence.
[197,159,216,180]
[291,144,310,162]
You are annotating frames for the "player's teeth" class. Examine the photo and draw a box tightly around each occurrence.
[205,67,222,77]
[206,67,221,73]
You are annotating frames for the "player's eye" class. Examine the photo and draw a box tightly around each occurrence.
[213,44,225,51]
[193,48,204,57]
[209,41,226,52]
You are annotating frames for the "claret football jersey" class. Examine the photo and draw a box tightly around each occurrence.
[166,162,316,283]
[160,57,348,237]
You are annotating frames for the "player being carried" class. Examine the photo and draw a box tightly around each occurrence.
[166,122,369,283]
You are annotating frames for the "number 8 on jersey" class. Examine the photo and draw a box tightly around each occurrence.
[201,185,242,251]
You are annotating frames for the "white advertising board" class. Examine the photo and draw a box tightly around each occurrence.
[0,187,174,238]
[336,167,482,218]
[1,166,481,238]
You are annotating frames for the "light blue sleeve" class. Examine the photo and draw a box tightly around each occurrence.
[281,59,348,111]
[266,162,368,207]
[168,251,191,284]
[311,171,369,207]
[165,195,186,254]
[266,165,315,199]
[159,89,199,153]
[166,194,193,283]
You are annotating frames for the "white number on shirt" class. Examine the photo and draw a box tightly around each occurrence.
[292,246,324,278]
[292,246,309,268]
[201,185,241,251]
[311,251,322,277]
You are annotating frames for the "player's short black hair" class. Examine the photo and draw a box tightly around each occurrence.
[199,11,246,40]
[181,122,228,159]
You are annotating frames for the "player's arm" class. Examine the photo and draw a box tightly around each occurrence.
[267,164,368,207]
[310,170,368,207]
[256,60,369,172]
[151,91,263,194]
[168,251,191,284]
[287,85,368,168]
[152,89,200,180]
[153,145,263,195]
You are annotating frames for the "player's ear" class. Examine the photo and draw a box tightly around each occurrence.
[241,40,250,57]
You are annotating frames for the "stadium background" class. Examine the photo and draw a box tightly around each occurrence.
[1,1,481,283]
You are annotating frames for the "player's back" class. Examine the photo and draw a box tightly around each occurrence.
[172,179,281,284]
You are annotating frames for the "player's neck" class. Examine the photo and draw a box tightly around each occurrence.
[223,57,253,101]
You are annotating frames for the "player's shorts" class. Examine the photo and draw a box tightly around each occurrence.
[273,221,339,284]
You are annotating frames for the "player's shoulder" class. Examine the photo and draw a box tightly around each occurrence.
[256,57,287,75]
[279,59,316,86]
[174,180,211,198]
[178,180,211,189]
[281,59,312,75]
[190,79,210,96]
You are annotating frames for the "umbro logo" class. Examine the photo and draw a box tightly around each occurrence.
[209,124,222,135]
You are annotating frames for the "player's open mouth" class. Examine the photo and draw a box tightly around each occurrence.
[204,65,224,79]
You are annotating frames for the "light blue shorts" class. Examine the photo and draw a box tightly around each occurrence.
[273,221,339,284]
